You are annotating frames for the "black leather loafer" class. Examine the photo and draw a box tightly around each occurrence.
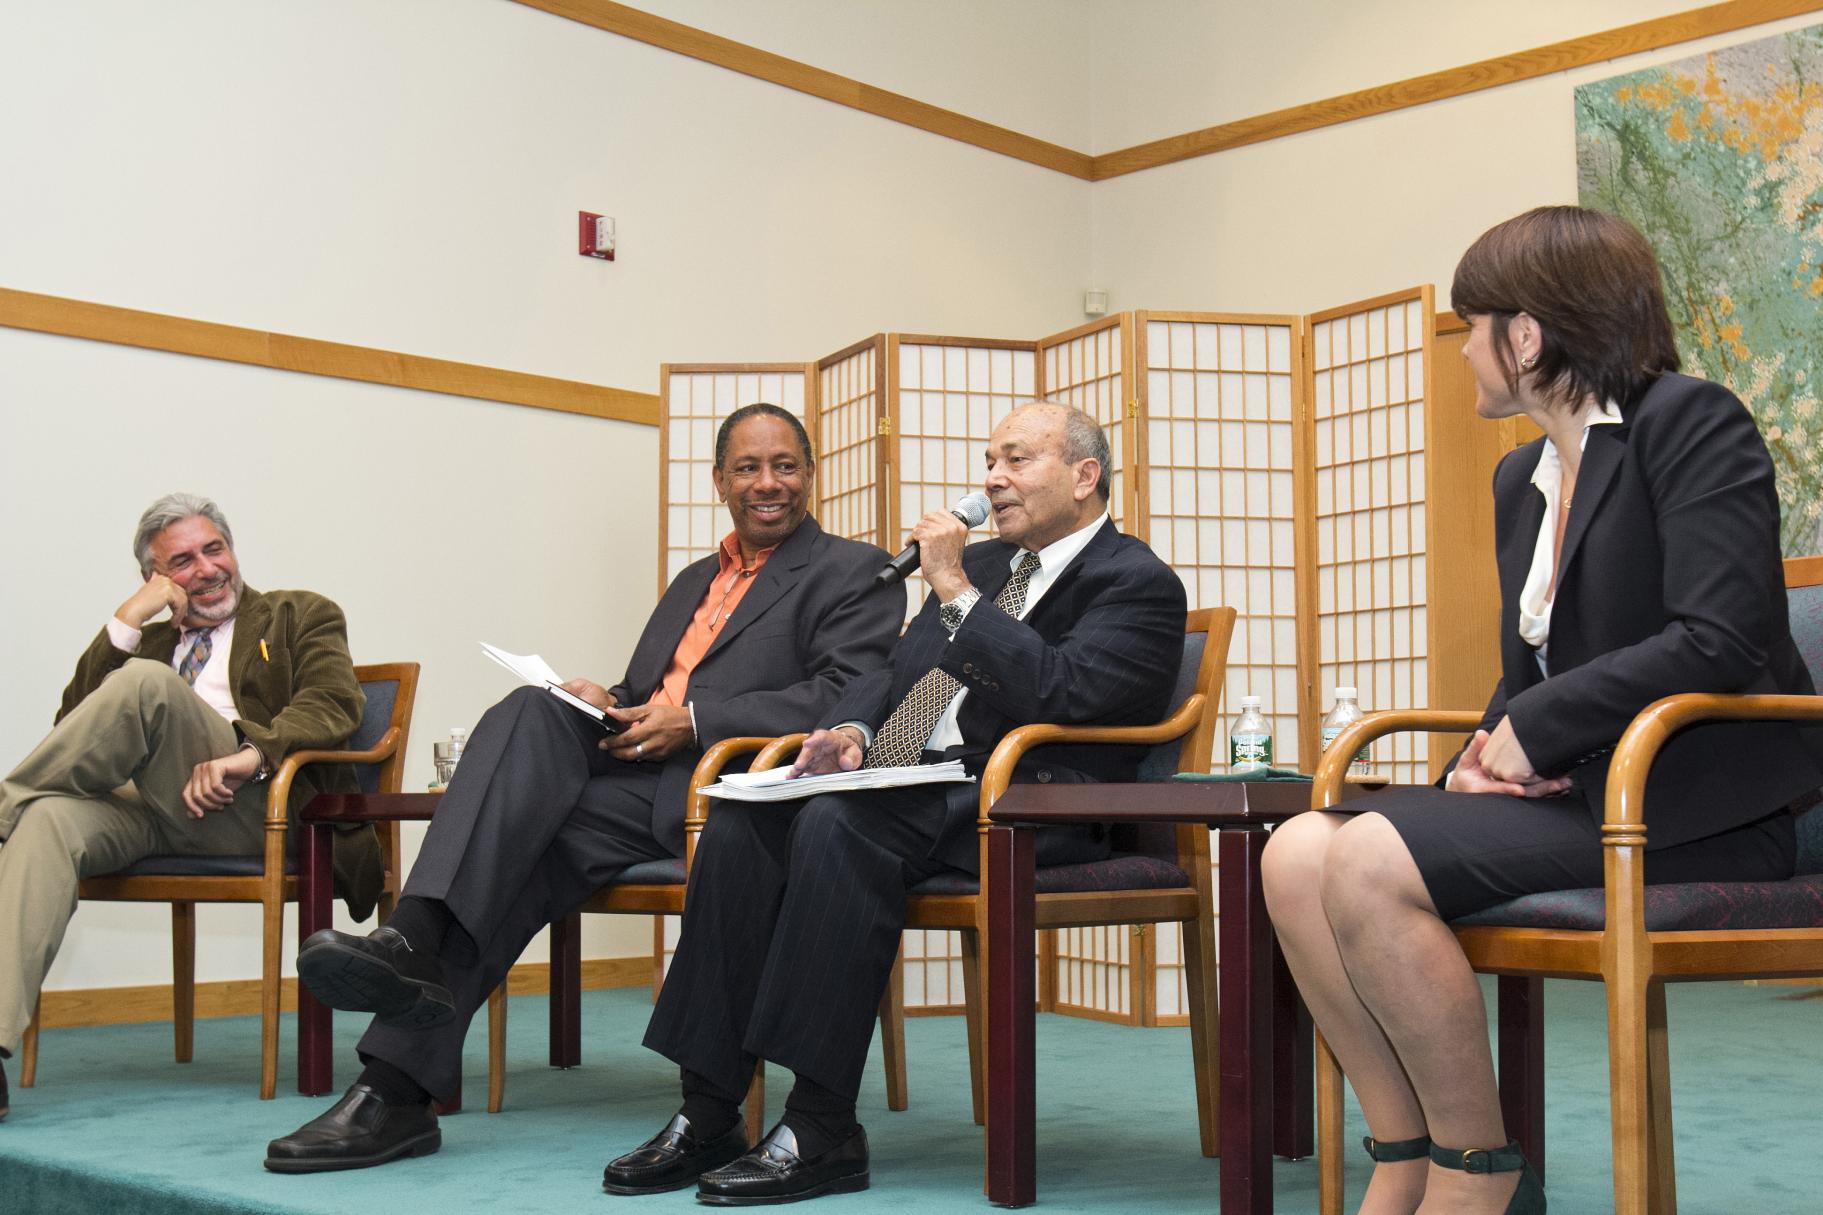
[604,1113,750,1194]
[697,1122,869,1205]
[297,926,455,1029]
[264,1083,440,1173]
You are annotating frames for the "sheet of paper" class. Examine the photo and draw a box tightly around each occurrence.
[480,642,565,687]
[703,760,974,802]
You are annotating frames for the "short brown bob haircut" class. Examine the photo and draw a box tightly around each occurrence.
[1450,206,1681,410]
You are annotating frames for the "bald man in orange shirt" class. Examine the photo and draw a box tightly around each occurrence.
[269,404,903,1174]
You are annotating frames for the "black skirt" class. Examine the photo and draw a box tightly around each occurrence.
[1341,785,1796,921]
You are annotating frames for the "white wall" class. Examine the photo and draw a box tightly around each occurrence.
[636,0,1094,149]
[0,0,1091,993]
[1087,0,1701,152]
[1087,5,1823,316]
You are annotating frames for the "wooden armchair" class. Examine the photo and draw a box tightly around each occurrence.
[742,608,1236,1152]
[485,735,778,1136]
[20,662,419,1100]
[1310,556,1823,1215]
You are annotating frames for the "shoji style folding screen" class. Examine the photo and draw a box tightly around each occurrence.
[652,288,1509,1022]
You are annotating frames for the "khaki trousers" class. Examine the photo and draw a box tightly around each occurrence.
[0,659,263,1053]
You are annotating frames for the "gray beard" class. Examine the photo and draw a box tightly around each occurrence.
[185,578,242,626]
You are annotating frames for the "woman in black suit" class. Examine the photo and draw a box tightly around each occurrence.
[1262,206,1823,1215]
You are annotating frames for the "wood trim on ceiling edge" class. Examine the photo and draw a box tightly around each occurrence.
[0,287,658,427]
[513,0,1094,179]
[1090,0,1823,179]
[513,0,1823,181]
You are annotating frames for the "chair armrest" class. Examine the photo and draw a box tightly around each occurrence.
[1605,692,1823,838]
[266,726,404,828]
[975,694,1206,826]
[1310,710,1484,810]
[754,733,809,773]
[685,736,790,833]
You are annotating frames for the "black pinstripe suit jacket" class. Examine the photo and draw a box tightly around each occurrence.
[824,518,1187,867]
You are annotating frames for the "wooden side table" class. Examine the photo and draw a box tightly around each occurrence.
[297,792,460,1106]
[985,779,1366,1212]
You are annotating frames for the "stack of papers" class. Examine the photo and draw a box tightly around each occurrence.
[702,760,974,802]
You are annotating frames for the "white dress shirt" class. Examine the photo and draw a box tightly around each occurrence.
[1518,400,1623,674]
[107,613,239,722]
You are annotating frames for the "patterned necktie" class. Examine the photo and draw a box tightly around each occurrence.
[177,627,216,686]
[863,553,1040,769]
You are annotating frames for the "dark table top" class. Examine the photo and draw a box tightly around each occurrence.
[988,777,1380,827]
[301,791,443,824]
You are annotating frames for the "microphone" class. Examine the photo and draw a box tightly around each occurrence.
[875,492,991,585]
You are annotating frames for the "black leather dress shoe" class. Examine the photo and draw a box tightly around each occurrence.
[264,1083,440,1173]
[297,926,455,1029]
[697,1122,869,1205]
[604,1113,750,1194]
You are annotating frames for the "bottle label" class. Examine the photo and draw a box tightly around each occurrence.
[1230,732,1273,772]
[1321,726,1370,769]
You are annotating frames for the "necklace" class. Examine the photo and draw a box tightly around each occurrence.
[708,566,757,630]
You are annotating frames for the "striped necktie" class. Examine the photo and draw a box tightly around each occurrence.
[862,553,1040,769]
[177,627,216,686]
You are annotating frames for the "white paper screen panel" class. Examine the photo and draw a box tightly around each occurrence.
[1142,316,1300,771]
[661,369,810,583]
[892,340,1031,622]
[1310,296,1431,786]
[817,344,882,549]
[1040,320,1130,530]
[900,929,967,1011]
[1052,925,1132,1020]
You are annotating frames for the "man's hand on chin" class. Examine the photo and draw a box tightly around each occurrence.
[183,747,261,817]
[117,575,189,630]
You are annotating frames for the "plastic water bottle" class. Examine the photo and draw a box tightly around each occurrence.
[1321,687,1370,775]
[1228,695,1273,773]
[433,727,468,787]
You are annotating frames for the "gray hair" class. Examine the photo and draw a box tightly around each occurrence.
[1014,400,1112,502]
[133,493,234,576]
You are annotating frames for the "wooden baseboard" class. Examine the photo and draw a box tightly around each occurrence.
[39,955,651,1030]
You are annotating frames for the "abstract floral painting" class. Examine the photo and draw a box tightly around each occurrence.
[1577,24,1823,556]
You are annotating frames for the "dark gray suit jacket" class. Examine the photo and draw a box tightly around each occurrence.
[825,518,1187,869]
[610,516,903,853]
[1466,372,1823,849]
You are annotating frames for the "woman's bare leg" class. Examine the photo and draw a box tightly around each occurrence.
[1320,813,1519,1214]
[1263,813,1428,1214]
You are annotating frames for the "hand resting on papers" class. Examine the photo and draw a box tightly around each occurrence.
[789,726,867,777]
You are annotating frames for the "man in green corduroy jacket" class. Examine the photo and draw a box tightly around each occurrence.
[0,492,380,1121]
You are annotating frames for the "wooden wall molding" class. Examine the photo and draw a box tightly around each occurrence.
[39,955,650,1030]
[1091,0,1823,179]
[514,0,1094,179]
[0,287,659,427]
[514,0,1823,181]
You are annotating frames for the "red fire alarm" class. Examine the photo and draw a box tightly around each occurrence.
[578,211,615,261]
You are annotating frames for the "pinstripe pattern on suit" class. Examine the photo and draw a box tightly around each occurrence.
[644,518,1187,1100]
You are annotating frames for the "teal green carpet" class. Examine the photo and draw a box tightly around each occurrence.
[2,980,1818,1212]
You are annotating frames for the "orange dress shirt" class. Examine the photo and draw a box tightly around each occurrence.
[648,532,778,708]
